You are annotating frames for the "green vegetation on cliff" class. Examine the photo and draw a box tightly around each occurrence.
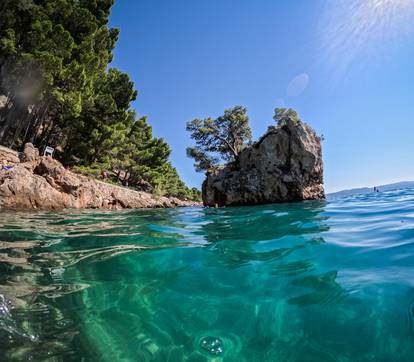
[0,0,200,201]
[186,106,252,172]
[186,106,299,173]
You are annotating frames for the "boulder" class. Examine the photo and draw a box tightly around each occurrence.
[0,145,20,165]
[23,143,39,162]
[202,119,325,207]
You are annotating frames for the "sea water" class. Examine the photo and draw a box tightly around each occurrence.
[1,189,414,361]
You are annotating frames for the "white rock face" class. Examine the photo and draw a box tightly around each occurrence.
[202,119,325,207]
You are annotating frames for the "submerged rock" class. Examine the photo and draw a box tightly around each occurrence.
[202,119,324,207]
[0,144,200,210]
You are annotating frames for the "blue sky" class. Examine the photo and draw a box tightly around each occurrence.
[109,0,414,193]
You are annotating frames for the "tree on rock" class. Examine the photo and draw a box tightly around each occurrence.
[273,108,299,126]
[186,106,252,172]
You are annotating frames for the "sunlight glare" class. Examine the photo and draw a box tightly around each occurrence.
[319,0,414,82]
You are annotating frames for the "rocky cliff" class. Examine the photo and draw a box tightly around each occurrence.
[0,144,199,210]
[202,119,324,207]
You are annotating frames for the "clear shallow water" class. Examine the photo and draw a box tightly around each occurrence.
[1,189,414,361]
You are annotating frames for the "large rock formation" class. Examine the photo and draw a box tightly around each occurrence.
[202,119,324,207]
[0,144,199,210]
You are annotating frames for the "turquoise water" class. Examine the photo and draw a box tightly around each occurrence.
[1,189,414,361]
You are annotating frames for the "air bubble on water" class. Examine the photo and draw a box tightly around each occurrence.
[50,267,65,278]
[28,333,38,342]
[199,336,224,356]
[56,319,72,328]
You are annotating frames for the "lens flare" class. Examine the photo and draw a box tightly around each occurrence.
[287,73,310,97]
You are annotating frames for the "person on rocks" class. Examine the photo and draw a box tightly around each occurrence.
[101,170,109,182]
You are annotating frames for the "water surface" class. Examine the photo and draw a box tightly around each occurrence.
[1,189,414,361]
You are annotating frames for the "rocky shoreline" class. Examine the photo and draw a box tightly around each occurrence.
[0,144,200,210]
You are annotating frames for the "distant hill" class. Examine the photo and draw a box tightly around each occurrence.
[328,181,414,199]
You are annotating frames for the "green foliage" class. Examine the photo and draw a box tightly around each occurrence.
[0,0,200,201]
[186,106,252,172]
[71,165,102,178]
[273,108,299,126]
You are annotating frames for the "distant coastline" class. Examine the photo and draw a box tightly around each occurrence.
[328,181,414,199]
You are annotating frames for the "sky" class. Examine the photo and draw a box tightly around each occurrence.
[109,0,414,193]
